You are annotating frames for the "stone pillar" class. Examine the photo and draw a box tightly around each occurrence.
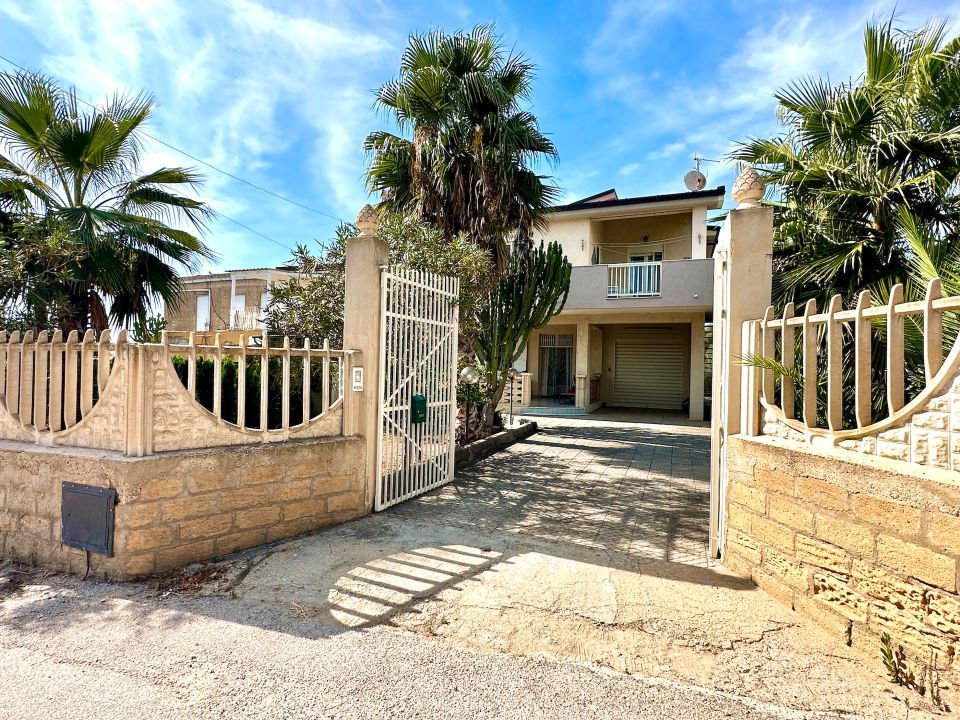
[342,204,389,512]
[574,319,590,408]
[709,168,773,557]
[689,315,705,421]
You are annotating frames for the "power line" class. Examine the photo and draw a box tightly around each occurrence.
[216,213,294,253]
[0,53,348,229]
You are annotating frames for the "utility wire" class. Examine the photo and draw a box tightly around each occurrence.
[0,53,348,244]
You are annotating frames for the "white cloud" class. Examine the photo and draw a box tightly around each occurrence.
[0,0,396,270]
[578,0,960,200]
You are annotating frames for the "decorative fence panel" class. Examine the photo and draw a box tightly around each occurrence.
[0,329,352,456]
[742,278,960,469]
[0,329,114,435]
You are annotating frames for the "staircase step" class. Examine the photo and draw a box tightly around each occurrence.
[517,406,586,416]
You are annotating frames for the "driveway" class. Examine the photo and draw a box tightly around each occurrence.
[0,413,940,718]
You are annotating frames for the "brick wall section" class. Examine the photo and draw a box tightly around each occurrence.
[166,277,270,332]
[0,436,365,580]
[724,435,960,670]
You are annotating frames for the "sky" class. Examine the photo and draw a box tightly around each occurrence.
[1,0,958,273]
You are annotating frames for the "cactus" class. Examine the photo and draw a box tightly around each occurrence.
[474,241,571,431]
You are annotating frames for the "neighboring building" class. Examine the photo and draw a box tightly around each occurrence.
[165,266,296,333]
[519,186,725,421]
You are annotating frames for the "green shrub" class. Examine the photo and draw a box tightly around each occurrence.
[171,354,335,430]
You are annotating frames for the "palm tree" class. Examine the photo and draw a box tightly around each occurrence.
[730,17,960,310]
[363,25,559,268]
[0,71,214,330]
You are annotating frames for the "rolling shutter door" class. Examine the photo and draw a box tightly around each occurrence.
[614,333,685,409]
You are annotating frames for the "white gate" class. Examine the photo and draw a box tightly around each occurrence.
[375,267,459,511]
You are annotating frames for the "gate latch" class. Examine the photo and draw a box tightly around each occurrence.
[411,394,427,424]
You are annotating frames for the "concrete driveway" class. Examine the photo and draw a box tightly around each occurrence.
[0,412,941,718]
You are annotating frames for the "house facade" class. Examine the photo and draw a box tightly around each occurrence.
[518,186,724,421]
[164,266,296,334]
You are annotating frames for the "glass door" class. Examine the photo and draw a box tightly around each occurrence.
[629,251,662,295]
[539,347,574,398]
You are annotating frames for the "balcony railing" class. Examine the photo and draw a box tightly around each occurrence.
[607,262,661,298]
[232,306,263,330]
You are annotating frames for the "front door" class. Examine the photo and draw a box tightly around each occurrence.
[539,346,573,398]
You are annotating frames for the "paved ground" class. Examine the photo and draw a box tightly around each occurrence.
[0,412,942,718]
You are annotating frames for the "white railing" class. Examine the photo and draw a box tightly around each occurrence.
[232,306,263,330]
[744,279,960,444]
[0,328,352,455]
[607,262,661,298]
[163,330,344,432]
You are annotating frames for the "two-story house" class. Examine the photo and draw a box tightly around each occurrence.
[164,266,296,335]
[518,185,725,421]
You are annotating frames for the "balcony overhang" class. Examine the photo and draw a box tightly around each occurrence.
[562,258,713,313]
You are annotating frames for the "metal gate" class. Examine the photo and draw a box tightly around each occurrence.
[375,267,459,511]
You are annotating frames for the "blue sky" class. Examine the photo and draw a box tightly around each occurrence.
[1,0,957,272]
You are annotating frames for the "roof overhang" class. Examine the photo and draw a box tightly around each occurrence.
[549,186,725,221]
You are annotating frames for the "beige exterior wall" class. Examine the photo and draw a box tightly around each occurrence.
[528,314,707,418]
[596,212,695,261]
[724,434,960,676]
[0,436,365,580]
[535,216,593,266]
[536,208,711,268]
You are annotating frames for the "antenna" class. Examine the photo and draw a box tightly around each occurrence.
[684,154,708,191]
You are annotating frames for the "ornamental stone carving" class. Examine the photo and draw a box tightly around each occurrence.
[355,204,380,236]
[732,167,765,208]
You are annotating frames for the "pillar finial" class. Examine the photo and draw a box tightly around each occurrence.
[355,204,380,236]
[732,167,765,208]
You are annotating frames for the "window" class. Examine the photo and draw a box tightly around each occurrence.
[195,294,210,331]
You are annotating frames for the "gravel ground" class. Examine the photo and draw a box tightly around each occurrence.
[1,570,857,720]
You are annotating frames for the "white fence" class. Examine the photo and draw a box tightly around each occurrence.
[0,329,113,432]
[743,278,960,469]
[607,261,661,298]
[164,330,344,431]
[0,329,351,455]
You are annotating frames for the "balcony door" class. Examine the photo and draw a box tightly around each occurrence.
[628,251,662,296]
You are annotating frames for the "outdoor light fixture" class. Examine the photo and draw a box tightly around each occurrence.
[460,365,480,443]
[507,367,520,428]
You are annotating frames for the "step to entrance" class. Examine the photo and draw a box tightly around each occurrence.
[517,406,586,416]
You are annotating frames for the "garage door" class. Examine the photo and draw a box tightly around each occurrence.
[614,331,685,409]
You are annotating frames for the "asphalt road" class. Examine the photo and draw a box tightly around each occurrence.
[1,572,833,720]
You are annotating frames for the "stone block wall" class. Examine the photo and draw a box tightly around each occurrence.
[0,435,365,580]
[724,434,960,672]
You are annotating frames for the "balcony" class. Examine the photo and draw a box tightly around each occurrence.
[607,262,661,298]
[564,258,713,312]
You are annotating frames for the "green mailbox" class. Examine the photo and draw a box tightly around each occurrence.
[411,394,427,424]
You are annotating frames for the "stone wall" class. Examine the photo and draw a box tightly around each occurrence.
[0,435,365,580]
[724,434,960,672]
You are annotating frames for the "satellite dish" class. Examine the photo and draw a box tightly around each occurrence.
[684,169,707,191]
